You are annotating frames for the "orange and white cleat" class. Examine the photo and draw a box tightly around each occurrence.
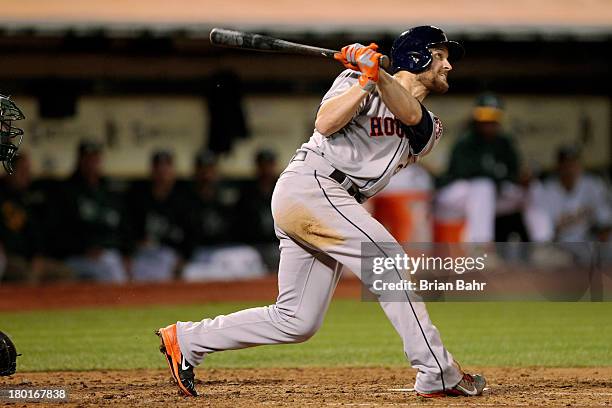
[155,324,198,397]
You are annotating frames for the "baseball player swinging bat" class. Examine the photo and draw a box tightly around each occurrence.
[158,26,487,400]
[209,28,390,70]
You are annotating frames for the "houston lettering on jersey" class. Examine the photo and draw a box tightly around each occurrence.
[369,117,407,137]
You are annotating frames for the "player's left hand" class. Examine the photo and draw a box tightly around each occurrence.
[334,43,364,71]
[335,43,382,91]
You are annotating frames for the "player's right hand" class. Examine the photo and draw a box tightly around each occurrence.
[356,43,381,91]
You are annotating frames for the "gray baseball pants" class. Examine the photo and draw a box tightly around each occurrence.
[177,155,462,393]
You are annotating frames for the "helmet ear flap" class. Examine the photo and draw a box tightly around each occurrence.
[392,49,432,74]
[406,50,432,73]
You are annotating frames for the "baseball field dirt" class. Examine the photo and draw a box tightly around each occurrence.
[4,367,612,407]
[2,281,611,407]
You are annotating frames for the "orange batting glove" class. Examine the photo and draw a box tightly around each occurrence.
[334,43,364,71]
[335,43,382,91]
[356,43,381,91]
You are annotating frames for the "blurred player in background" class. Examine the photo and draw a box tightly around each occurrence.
[125,150,190,281]
[0,153,43,282]
[181,150,267,282]
[186,150,233,248]
[435,94,552,242]
[0,96,58,283]
[233,149,280,270]
[53,140,127,282]
[544,146,611,242]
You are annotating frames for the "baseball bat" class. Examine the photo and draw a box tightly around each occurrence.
[209,28,390,70]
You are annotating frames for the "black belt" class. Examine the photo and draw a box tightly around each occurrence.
[291,150,365,203]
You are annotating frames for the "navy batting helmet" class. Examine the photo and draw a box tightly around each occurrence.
[391,26,464,74]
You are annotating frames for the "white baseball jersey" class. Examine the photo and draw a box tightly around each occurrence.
[544,174,612,242]
[302,69,443,198]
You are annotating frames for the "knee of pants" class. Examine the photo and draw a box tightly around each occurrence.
[288,318,322,343]
[276,306,323,343]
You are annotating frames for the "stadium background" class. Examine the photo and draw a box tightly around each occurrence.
[0,0,610,177]
[0,1,611,407]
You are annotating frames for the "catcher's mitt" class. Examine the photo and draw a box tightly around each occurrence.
[0,331,19,376]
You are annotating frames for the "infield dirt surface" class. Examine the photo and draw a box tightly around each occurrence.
[4,367,612,407]
[3,280,611,407]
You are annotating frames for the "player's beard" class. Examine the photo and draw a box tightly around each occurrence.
[418,70,449,94]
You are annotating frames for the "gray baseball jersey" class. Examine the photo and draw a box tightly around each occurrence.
[302,69,443,198]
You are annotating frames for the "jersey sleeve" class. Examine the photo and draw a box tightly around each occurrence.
[400,106,443,157]
[320,70,369,116]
